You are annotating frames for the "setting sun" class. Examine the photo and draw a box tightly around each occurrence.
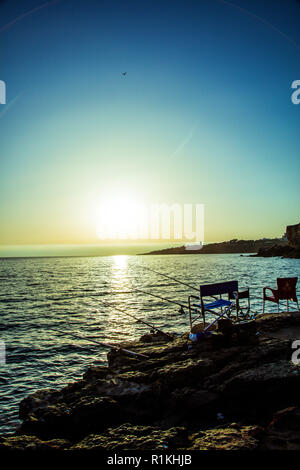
[96,195,148,240]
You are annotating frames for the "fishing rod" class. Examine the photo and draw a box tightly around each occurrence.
[79,258,199,310]
[97,263,199,313]
[139,265,199,292]
[100,300,174,339]
[137,264,221,303]
[116,287,191,312]
[53,326,149,359]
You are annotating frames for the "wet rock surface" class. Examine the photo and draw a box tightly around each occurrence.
[1,313,300,451]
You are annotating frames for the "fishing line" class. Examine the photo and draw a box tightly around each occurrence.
[99,300,174,339]
[115,287,190,311]
[50,326,149,359]
[137,264,199,292]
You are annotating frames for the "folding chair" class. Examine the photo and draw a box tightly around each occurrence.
[229,288,252,321]
[263,277,299,313]
[188,281,239,333]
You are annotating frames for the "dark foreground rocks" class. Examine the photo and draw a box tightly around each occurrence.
[1,312,300,451]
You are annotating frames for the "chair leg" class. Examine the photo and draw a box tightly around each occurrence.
[189,307,192,331]
[263,298,265,314]
[277,302,279,313]
[287,299,289,312]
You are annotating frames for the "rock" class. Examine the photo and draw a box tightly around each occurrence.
[71,424,188,450]
[255,244,297,258]
[139,332,174,343]
[0,435,71,451]
[140,238,287,255]
[19,388,61,421]
[70,396,121,436]
[19,402,73,439]
[217,319,233,336]
[149,357,214,389]
[221,360,300,421]
[19,394,124,440]
[261,407,300,450]
[82,365,109,382]
[286,222,300,248]
[165,388,220,424]
[253,222,300,258]
[189,425,262,450]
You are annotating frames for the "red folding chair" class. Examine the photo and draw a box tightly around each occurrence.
[263,277,299,313]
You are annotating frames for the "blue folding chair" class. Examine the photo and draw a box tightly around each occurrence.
[188,281,239,336]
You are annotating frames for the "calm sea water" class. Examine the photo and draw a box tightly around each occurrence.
[1,254,300,434]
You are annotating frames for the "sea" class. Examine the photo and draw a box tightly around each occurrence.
[1,253,300,434]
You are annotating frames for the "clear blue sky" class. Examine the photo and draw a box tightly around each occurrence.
[0,0,300,254]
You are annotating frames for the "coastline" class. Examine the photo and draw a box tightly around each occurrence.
[1,312,300,451]
[139,238,288,256]
[140,222,300,258]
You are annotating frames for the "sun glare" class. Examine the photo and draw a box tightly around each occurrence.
[113,255,128,269]
[96,194,147,240]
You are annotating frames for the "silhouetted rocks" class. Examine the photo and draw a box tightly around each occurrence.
[1,312,300,451]
[287,222,300,248]
[254,222,300,258]
[140,238,287,255]
[140,222,300,258]
[254,245,300,258]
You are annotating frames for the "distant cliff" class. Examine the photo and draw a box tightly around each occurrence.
[140,238,287,255]
[255,222,300,259]
[286,222,300,248]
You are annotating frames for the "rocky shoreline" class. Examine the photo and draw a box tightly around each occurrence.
[140,238,287,256]
[252,245,300,259]
[1,312,300,451]
[253,223,300,258]
[140,222,300,258]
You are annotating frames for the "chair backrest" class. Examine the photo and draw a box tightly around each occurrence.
[277,277,298,300]
[200,280,238,298]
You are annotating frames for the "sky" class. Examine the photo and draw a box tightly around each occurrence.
[0,0,300,255]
